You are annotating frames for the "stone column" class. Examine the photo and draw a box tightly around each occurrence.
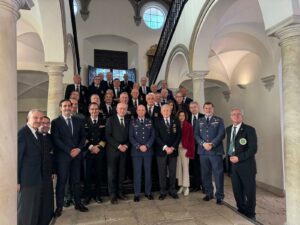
[188,70,208,108]
[0,1,33,225]
[275,24,300,225]
[45,63,67,120]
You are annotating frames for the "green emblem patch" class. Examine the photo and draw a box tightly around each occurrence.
[239,138,247,145]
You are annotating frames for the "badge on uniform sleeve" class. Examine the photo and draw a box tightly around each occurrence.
[239,138,247,145]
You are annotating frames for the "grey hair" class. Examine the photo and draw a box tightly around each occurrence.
[27,109,43,118]
[231,108,244,116]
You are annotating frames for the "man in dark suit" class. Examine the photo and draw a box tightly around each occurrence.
[105,103,130,204]
[51,99,88,217]
[158,80,174,100]
[188,102,204,192]
[65,74,88,107]
[112,78,122,104]
[139,76,150,100]
[226,108,257,220]
[18,109,44,225]
[194,102,225,205]
[101,93,114,119]
[145,93,161,120]
[130,88,145,109]
[83,102,106,205]
[105,72,114,90]
[179,86,193,106]
[154,104,181,200]
[174,91,189,116]
[121,73,134,94]
[88,75,102,101]
[129,105,155,202]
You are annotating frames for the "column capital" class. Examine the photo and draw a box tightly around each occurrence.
[187,70,208,80]
[275,24,300,46]
[0,0,34,19]
[45,62,67,75]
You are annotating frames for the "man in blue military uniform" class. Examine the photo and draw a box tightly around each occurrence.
[194,102,225,205]
[129,105,155,202]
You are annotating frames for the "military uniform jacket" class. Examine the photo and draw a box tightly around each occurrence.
[194,115,225,155]
[84,116,106,158]
[226,123,257,174]
[154,115,181,157]
[129,118,155,157]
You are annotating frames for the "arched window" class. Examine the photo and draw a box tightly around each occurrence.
[73,0,80,15]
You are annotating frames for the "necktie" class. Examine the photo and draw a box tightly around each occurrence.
[193,115,197,128]
[67,118,73,134]
[206,117,210,124]
[134,100,137,108]
[75,85,79,92]
[140,119,144,125]
[148,106,152,117]
[35,130,39,141]
[120,118,125,127]
[165,119,170,127]
[228,126,237,156]
[143,86,146,94]
[93,119,97,125]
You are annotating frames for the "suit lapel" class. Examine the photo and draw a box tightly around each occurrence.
[235,123,245,141]
[25,126,40,147]
[60,116,73,136]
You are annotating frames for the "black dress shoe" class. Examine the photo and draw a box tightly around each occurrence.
[117,194,128,200]
[145,194,154,200]
[75,203,89,212]
[94,196,103,204]
[203,195,213,201]
[216,199,223,205]
[134,196,140,202]
[64,199,71,207]
[158,194,166,200]
[110,198,118,204]
[190,187,200,192]
[83,197,91,205]
[169,193,179,199]
[54,207,62,217]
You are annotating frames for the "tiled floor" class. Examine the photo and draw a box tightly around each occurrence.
[53,177,286,225]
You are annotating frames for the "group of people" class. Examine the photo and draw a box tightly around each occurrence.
[17,72,258,225]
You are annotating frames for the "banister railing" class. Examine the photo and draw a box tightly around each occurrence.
[148,0,188,84]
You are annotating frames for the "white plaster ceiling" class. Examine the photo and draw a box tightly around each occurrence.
[207,0,267,89]
[17,71,48,99]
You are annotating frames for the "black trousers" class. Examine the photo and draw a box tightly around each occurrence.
[56,157,81,208]
[38,177,54,225]
[107,149,126,198]
[85,152,105,198]
[231,165,256,218]
[190,150,202,188]
[156,155,177,195]
[18,184,41,225]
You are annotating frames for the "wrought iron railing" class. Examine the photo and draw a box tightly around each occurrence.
[148,0,188,84]
[69,0,81,73]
